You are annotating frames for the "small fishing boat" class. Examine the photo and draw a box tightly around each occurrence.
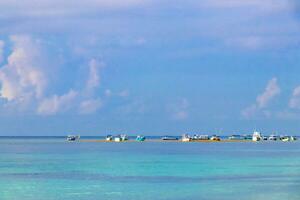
[252,131,262,142]
[161,136,178,141]
[210,135,220,141]
[66,135,80,141]
[136,135,146,141]
[269,135,278,141]
[106,135,113,141]
[182,134,191,142]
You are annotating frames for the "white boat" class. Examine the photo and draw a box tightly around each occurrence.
[66,135,80,141]
[290,136,297,141]
[252,131,262,142]
[114,136,122,142]
[281,136,290,142]
[199,135,209,140]
[210,135,220,141]
[120,134,128,141]
[269,134,278,141]
[106,135,113,141]
[182,134,191,142]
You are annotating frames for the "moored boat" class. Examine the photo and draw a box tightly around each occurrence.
[269,134,278,141]
[161,136,178,141]
[114,135,122,142]
[136,135,146,141]
[210,135,220,141]
[106,135,113,141]
[280,136,290,142]
[252,131,262,142]
[228,135,244,140]
[66,135,80,141]
[182,134,191,142]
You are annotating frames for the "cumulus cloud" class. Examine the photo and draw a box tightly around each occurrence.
[200,0,291,11]
[289,86,300,109]
[0,0,149,18]
[0,40,4,64]
[85,58,105,94]
[242,77,280,118]
[0,35,47,102]
[79,98,102,114]
[256,78,281,108]
[37,90,78,115]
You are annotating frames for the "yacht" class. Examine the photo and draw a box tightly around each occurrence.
[252,131,262,142]
[182,134,191,142]
[114,135,122,142]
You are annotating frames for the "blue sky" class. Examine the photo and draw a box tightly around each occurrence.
[1,0,300,135]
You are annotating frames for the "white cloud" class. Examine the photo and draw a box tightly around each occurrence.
[242,77,280,118]
[0,40,4,64]
[256,78,280,108]
[0,35,47,102]
[289,86,300,109]
[37,90,78,115]
[85,58,105,94]
[0,0,149,18]
[79,98,102,114]
[200,0,291,11]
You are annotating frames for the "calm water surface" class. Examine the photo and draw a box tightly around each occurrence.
[0,137,300,200]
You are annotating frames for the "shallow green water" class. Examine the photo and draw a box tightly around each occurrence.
[0,139,300,200]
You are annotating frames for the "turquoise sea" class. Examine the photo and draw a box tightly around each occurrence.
[0,137,300,200]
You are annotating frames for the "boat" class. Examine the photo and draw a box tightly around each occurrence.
[269,134,278,141]
[66,135,80,141]
[228,135,244,140]
[182,134,191,142]
[198,135,209,140]
[280,136,290,142]
[106,135,113,141]
[252,131,262,142]
[243,135,253,140]
[210,135,221,141]
[114,135,122,142]
[161,136,178,141]
[262,136,268,141]
[136,135,146,141]
[290,136,297,141]
[120,134,128,141]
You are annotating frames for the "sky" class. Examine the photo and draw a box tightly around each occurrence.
[1,0,300,135]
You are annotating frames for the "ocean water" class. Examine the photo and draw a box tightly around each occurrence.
[0,137,300,200]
